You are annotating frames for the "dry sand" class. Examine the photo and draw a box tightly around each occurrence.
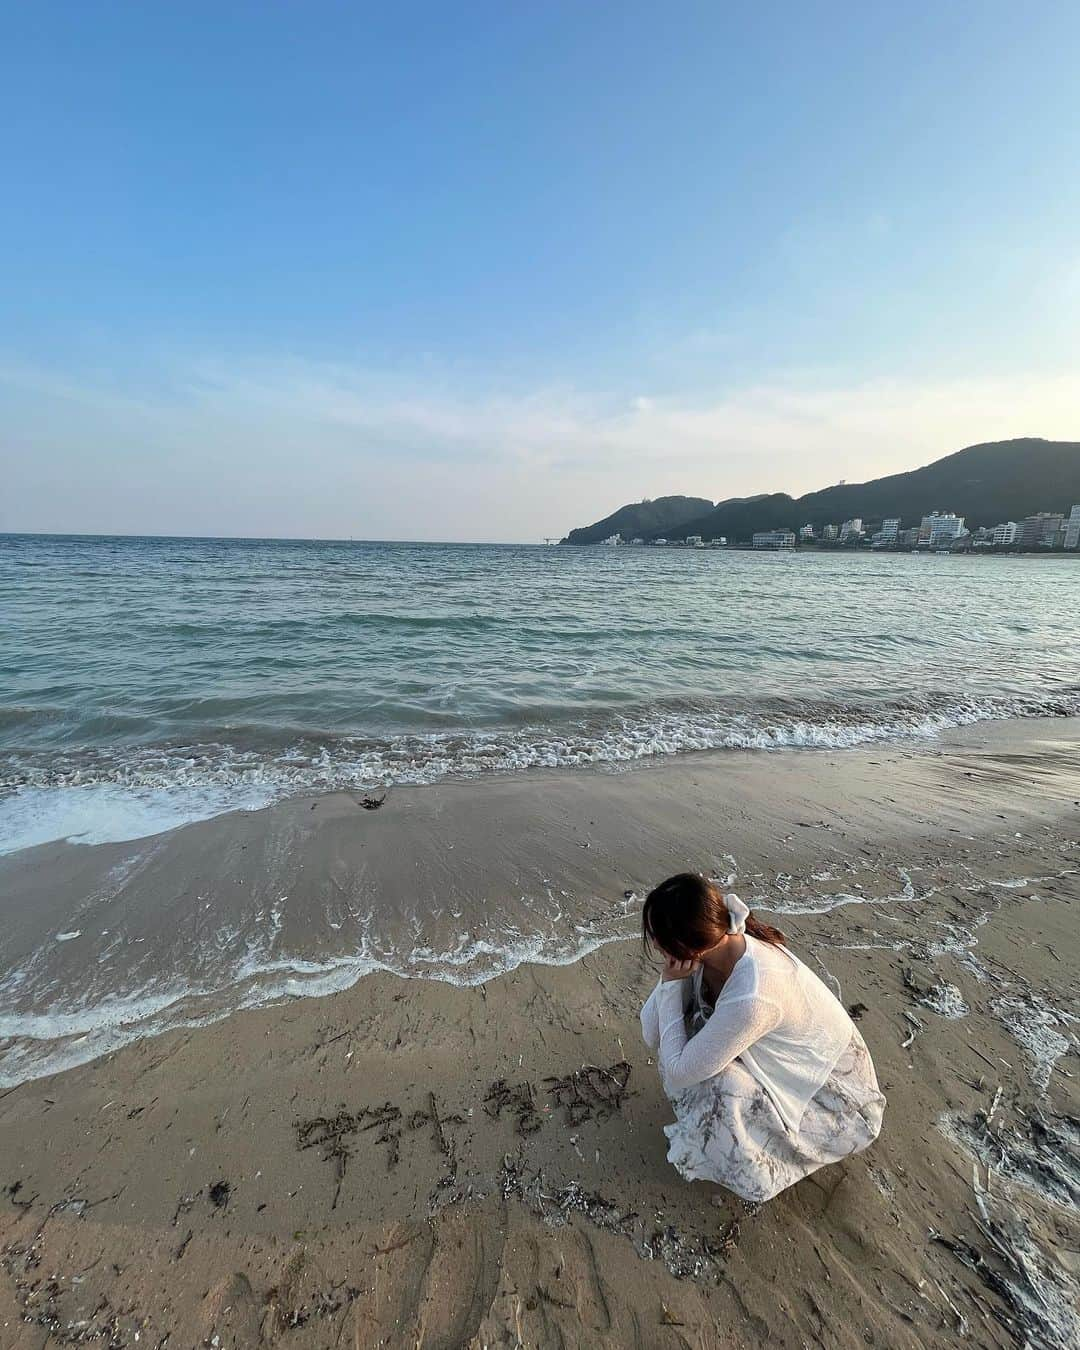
[1,720,1078,1348]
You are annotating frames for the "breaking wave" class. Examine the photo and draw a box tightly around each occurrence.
[3,687,1079,853]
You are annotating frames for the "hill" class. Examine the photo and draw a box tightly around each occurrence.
[560,495,713,545]
[561,439,1080,543]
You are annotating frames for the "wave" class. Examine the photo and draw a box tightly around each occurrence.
[2,685,1079,854]
[0,896,643,1088]
[4,848,1075,1091]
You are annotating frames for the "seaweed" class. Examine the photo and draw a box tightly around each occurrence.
[208,1179,231,1209]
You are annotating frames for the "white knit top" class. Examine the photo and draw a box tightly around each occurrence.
[640,935,854,1132]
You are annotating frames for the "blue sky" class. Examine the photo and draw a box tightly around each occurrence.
[4,2,1080,540]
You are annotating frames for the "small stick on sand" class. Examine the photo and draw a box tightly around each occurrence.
[901,1012,923,1049]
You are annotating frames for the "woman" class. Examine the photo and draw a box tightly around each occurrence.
[640,872,884,1205]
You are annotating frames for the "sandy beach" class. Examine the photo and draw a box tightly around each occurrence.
[8,4,1080,1345]
[1,720,1078,1348]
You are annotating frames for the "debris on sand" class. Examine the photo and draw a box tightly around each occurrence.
[499,1154,636,1239]
[208,1178,231,1209]
[407,1090,465,1196]
[6,1180,34,1213]
[931,1199,1079,1350]
[933,1090,1080,1350]
[941,1102,1080,1211]
[900,1012,923,1049]
[265,1250,362,1333]
[498,1154,734,1283]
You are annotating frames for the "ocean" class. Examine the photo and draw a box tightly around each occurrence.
[3,532,1080,857]
[3,532,1080,1086]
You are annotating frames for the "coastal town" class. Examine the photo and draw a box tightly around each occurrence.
[599,504,1080,552]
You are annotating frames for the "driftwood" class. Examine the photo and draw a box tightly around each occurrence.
[901,1012,923,1049]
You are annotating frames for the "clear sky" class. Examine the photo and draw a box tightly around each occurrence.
[4,2,1080,541]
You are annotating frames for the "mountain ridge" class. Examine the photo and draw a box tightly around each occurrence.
[560,495,713,546]
[560,439,1080,544]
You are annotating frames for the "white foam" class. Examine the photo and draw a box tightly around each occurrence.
[940,1110,1080,1211]
[0,783,277,856]
[761,868,927,916]
[3,688,1079,853]
[992,994,1074,1092]
[0,981,200,1044]
[0,895,644,1088]
[920,982,969,1018]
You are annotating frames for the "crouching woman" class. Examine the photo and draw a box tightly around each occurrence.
[640,872,885,1204]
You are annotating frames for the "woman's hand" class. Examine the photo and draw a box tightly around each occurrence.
[661,956,699,981]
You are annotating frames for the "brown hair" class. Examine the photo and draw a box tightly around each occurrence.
[641,872,787,960]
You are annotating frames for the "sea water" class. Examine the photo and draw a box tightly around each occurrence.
[3,533,1079,855]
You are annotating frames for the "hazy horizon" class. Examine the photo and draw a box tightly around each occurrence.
[5,4,1080,543]
[4,431,1078,547]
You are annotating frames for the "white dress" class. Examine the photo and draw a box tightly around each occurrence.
[640,937,885,1203]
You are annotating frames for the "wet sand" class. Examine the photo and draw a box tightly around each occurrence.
[1,720,1078,1347]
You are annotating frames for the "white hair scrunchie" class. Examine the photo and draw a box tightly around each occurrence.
[723,890,750,935]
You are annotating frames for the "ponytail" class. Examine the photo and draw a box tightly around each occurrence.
[744,911,787,948]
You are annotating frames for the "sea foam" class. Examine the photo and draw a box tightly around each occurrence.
[3,687,1078,855]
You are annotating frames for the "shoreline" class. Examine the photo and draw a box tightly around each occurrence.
[1,719,1078,1346]
[3,716,1080,1088]
[6,685,1080,860]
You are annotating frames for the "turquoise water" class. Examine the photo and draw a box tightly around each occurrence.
[2,533,1079,853]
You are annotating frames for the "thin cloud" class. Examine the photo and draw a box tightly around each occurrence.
[3,353,1079,539]
[164,355,1080,479]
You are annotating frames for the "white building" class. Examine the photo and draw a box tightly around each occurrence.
[822,524,839,541]
[799,523,815,540]
[992,521,1018,547]
[920,512,965,547]
[840,517,863,539]
[601,533,622,545]
[652,537,667,546]
[752,530,796,550]
[871,518,901,549]
[686,535,704,548]
[1065,506,1080,550]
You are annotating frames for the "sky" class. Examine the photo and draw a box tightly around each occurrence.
[3,2,1080,542]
